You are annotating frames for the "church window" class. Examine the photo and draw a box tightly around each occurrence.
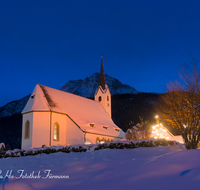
[103,126,108,130]
[98,96,102,102]
[25,120,30,139]
[107,96,109,101]
[53,123,59,141]
[90,123,95,127]
[96,137,100,143]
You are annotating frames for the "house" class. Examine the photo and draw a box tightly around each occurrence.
[21,57,125,149]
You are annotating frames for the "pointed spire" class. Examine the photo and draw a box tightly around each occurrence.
[98,54,107,90]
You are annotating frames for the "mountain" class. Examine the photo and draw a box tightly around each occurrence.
[0,95,30,149]
[0,95,30,119]
[60,73,138,97]
[112,93,159,132]
[0,73,138,119]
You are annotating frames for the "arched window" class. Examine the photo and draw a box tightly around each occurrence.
[53,123,59,141]
[96,137,100,143]
[102,138,106,142]
[107,96,109,101]
[98,96,102,102]
[25,120,30,139]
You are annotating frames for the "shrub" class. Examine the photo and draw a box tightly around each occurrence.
[0,139,177,159]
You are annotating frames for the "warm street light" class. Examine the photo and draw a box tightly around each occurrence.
[155,115,159,124]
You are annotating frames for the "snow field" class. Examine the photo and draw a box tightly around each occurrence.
[0,143,199,190]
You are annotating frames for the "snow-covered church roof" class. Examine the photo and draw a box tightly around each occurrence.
[22,84,124,138]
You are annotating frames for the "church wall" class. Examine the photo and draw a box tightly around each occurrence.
[22,111,84,149]
[66,116,84,145]
[85,133,118,144]
[104,88,111,116]
[51,112,67,146]
[32,112,50,148]
[21,112,33,149]
[50,112,84,146]
[95,87,111,117]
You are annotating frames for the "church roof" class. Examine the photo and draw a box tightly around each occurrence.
[98,56,107,90]
[22,84,124,138]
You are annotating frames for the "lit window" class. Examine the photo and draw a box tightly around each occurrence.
[98,96,102,102]
[90,123,95,127]
[103,126,108,130]
[115,129,120,132]
[96,137,100,143]
[25,120,30,139]
[53,123,59,140]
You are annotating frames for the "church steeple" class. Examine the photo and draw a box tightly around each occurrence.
[95,54,112,117]
[98,54,107,90]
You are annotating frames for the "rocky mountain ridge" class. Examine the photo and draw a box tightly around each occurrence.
[61,72,138,98]
[0,73,138,118]
[0,95,30,119]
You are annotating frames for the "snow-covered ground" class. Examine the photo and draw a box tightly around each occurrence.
[0,144,200,190]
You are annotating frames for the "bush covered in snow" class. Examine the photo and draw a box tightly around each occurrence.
[0,139,179,159]
[94,139,176,150]
[125,120,151,141]
[0,143,5,151]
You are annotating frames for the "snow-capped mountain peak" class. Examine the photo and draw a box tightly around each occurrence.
[0,73,138,119]
[60,73,138,98]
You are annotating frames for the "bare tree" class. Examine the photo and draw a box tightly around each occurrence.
[156,58,200,149]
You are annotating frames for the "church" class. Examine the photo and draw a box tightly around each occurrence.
[21,57,125,149]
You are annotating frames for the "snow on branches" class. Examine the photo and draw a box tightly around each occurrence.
[125,120,150,141]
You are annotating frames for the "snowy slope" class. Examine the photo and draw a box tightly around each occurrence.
[1,144,200,190]
[61,73,138,98]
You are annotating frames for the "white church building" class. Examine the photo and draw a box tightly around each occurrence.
[21,57,125,149]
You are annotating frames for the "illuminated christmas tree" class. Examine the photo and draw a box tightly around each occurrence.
[151,123,173,139]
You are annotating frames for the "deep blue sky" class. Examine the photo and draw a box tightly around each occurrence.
[1,0,200,107]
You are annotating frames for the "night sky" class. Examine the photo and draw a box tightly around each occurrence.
[1,0,200,107]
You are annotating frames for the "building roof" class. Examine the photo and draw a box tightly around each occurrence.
[22,84,124,138]
[98,56,107,90]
